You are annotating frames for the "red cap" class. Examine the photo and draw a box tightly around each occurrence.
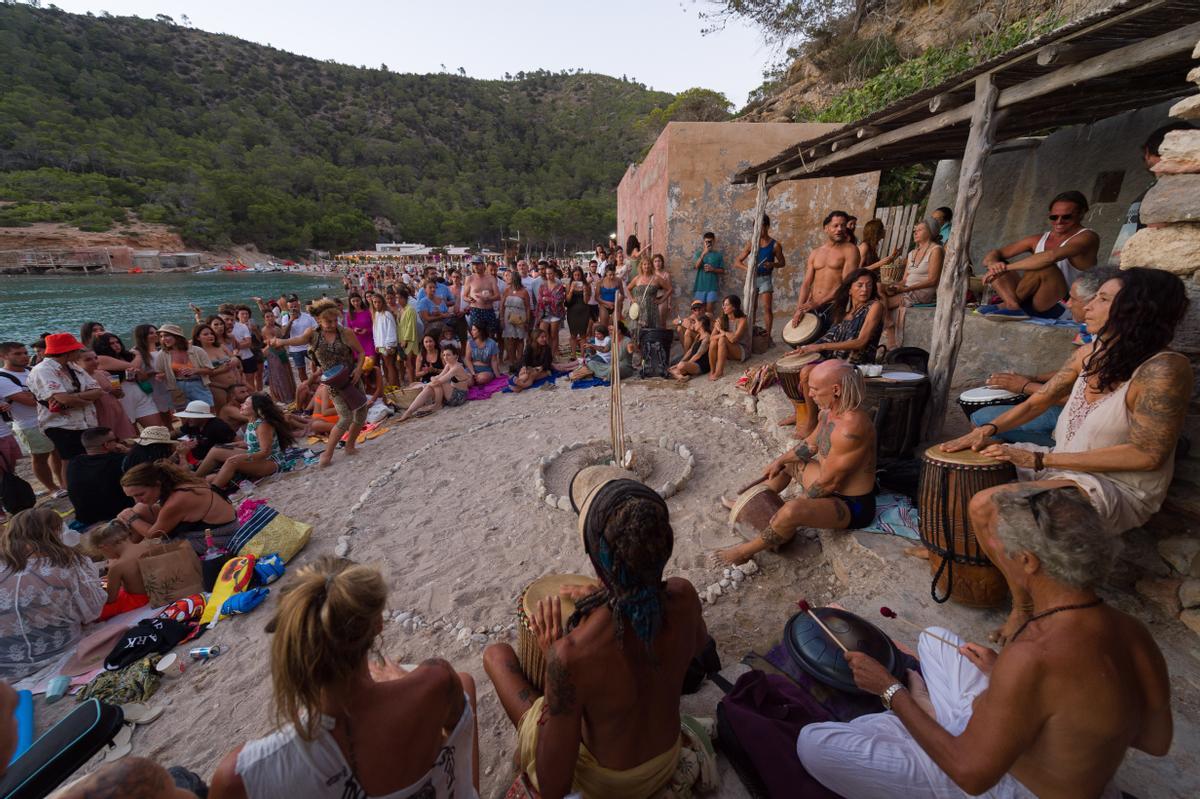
[43,333,85,356]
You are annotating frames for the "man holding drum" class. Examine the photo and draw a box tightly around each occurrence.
[790,210,861,327]
[800,487,1172,799]
[716,360,877,566]
[942,268,1192,644]
[482,481,708,799]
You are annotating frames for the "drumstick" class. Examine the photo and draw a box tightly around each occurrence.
[880,607,960,648]
[797,599,849,654]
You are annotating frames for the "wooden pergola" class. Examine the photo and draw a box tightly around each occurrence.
[732,0,1200,436]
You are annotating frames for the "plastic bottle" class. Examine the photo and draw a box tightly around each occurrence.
[203,528,226,560]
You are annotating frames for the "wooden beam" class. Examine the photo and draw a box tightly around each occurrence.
[1036,41,1115,67]
[766,19,1200,186]
[928,92,969,114]
[742,173,768,336]
[924,74,1001,440]
[856,126,881,139]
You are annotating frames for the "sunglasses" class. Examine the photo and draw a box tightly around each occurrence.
[1048,214,1075,221]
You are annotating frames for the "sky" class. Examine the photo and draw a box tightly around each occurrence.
[47,0,772,108]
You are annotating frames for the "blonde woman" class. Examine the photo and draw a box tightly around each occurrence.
[0,507,105,680]
[209,557,480,799]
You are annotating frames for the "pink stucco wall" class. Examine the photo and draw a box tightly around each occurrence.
[617,121,880,305]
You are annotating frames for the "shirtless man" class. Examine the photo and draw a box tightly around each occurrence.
[980,190,1099,320]
[800,486,1172,799]
[792,211,861,327]
[716,360,876,566]
[464,254,501,337]
[217,383,252,433]
[736,214,786,338]
[484,482,707,799]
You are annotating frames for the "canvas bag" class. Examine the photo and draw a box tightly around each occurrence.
[137,540,204,607]
[229,504,312,563]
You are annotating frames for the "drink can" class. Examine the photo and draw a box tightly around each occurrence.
[109,376,121,389]
[189,646,222,660]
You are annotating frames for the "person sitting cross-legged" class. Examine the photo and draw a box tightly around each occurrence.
[798,486,1172,799]
[483,481,708,799]
[715,360,877,566]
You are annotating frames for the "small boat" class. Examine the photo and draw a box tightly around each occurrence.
[196,267,218,274]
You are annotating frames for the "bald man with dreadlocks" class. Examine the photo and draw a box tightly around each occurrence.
[483,482,708,799]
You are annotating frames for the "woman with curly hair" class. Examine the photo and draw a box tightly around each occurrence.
[942,267,1193,644]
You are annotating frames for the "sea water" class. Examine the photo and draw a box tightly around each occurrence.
[0,273,338,345]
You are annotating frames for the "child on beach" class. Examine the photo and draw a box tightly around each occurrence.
[88,521,151,620]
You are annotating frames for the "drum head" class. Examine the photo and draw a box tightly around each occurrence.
[782,314,820,345]
[522,573,593,619]
[776,351,820,372]
[628,302,641,321]
[728,483,780,525]
[924,444,1002,467]
[960,386,1019,403]
[783,608,900,695]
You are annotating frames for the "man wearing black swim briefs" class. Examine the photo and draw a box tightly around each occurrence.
[716,360,877,566]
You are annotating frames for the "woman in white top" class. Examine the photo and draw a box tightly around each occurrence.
[369,292,400,390]
[942,268,1192,644]
[0,507,105,681]
[882,219,943,349]
[210,557,479,799]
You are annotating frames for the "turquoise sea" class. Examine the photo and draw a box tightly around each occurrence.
[0,272,339,346]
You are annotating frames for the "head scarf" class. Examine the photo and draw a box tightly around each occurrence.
[570,479,672,653]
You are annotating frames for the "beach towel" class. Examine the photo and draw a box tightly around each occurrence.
[570,376,610,390]
[501,371,564,393]
[858,492,921,541]
[467,374,510,401]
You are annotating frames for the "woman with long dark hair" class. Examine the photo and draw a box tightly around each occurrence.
[94,331,164,428]
[133,324,174,423]
[944,267,1193,644]
[192,323,241,410]
[707,294,750,380]
[197,393,299,490]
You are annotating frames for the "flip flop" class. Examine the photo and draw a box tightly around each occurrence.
[120,703,164,725]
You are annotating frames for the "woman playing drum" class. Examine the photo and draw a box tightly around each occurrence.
[781,269,885,437]
[941,268,1192,644]
[270,298,366,468]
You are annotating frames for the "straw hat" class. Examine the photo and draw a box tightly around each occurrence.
[157,324,186,338]
[43,333,84,356]
[176,400,215,419]
[128,426,179,446]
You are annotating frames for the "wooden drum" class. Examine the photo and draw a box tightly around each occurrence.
[862,371,928,462]
[918,446,1014,608]
[775,351,820,427]
[728,484,785,535]
[782,313,822,347]
[516,573,594,689]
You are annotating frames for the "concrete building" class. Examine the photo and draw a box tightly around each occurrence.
[616,122,879,307]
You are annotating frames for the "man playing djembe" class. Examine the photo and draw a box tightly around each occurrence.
[716,359,877,566]
[482,482,709,799]
[799,486,1172,799]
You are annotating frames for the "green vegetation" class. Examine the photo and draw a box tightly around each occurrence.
[802,18,1059,123]
[0,5,686,253]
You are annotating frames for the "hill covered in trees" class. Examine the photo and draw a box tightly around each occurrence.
[0,4,695,254]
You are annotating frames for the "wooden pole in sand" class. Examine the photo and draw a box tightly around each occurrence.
[924,73,999,439]
[610,291,625,465]
[743,173,768,334]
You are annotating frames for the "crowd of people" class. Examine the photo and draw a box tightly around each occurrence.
[0,123,1193,798]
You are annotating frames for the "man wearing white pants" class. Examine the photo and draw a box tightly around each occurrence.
[798,486,1171,799]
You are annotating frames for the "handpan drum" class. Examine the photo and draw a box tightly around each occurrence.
[784,606,902,695]
[516,574,595,690]
[918,445,1014,608]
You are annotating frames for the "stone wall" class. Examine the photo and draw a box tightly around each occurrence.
[1120,39,1200,635]
[616,122,879,307]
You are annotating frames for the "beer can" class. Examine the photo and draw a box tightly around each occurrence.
[189,646,222,660]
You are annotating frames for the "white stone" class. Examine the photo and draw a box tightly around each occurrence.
[456,628,472,643]
[334,536,351,557]
[544,494,559,508]
[708,582,723,597]
[470,633,488,645]
[659,436,670,449]
[720,578,731,589]
[705,586,721,604]
[1159,537,1200,574]
[475,626,488,634]
[743,560,759,575]
[731,569,745,582]
[492,624,502,633]
[393,611,412,624]
[557,495,573,512]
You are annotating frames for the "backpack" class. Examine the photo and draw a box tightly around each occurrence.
[1,468,35,514]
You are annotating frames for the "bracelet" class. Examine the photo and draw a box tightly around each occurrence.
[1020,381,1033,395]
[980,423,998,437]
[881,682,905,711]
[1034,451,1045,471]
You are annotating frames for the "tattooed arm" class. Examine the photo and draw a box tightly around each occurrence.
[805,414,874,498]
[537,641,585,799]
[1043,353,1192,474]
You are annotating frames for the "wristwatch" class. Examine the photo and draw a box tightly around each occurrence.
[881,682,905,711]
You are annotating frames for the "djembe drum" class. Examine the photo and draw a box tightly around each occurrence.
[774,351,820,427]
[516,574,595,689]
[728,483,785,534]
[781,313,822,347]
[957,386,1022,421]
[918,446,1014,608]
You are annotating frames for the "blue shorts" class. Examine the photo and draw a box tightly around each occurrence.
[693,290,719,304]
[755,274,774,295]
[288,351,307,369]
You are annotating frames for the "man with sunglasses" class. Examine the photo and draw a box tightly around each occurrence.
[978,190,1099,320]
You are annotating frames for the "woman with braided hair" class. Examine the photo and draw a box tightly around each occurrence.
[483,480,709,799]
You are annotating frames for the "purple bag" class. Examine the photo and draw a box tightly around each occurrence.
[717,670,843,799]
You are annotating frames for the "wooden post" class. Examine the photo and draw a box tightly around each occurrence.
[743,172,768,334]
[924,74,1000,439]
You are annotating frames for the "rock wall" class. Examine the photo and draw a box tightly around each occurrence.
[1119,39,1200,636]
